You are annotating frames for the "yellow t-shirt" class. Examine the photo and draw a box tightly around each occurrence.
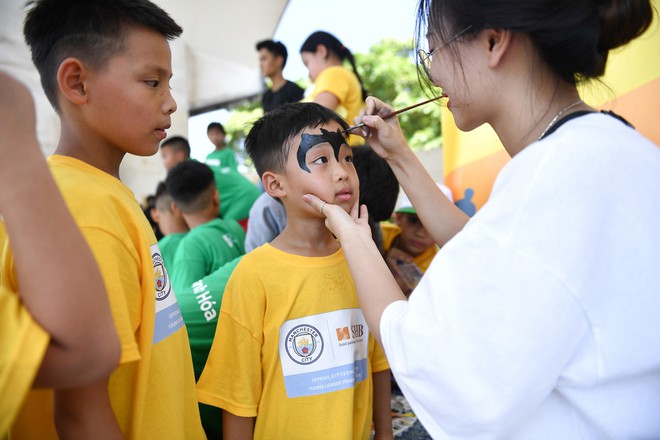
[309,65,365,146]
[0,286,49,436]
[197,244,389,440]
[380,222,438,273]
[2,155,205,440]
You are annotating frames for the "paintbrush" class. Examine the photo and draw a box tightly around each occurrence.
[342,94,446,134]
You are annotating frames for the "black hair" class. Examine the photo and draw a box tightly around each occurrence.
[256,39,289,67]
[300,31,368,101]
[245,102,349,178]
[23,0,182,111]
[352,145,399,222]
[160,136,191,157]
[207,122,225,134]
[153,181,174,212]
[414,0,653,89]
[165,160,216,214]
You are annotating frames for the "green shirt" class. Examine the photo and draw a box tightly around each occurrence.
[158,232,186,271]
[171,218,245,294]
[205,148,238,172]
[170,218,245,439]
[175,256,243,440]
[205,149,261,221]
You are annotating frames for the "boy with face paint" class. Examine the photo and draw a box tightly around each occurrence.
[197,103,393,440]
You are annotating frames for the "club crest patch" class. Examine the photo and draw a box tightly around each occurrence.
[153,252,171,301]
[285,324,324,365]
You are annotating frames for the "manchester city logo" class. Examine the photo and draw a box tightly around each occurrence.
[285,324,324,365]
[153,252,171,301]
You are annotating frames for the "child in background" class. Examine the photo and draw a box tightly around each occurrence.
[256,39,305,112]
[4,1,206,438]
[203,122,261,228]
[205,122,238,171]
[160,135,191,171]
[151,181,189,270]
[197,102,392,440]
[381,185,453,296]
[166,160,245,295]
[0,72,119,436]
[300,31,367,146]
[176,255,243,439]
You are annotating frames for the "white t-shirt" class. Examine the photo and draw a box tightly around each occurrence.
[381,113,660,439]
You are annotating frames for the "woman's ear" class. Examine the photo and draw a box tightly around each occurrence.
[316,44,329,59]
[484,29,512,68]
[263,171,285,199]
[57,57,89,106]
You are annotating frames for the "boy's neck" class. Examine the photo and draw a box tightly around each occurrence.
[182,211,218,229]
[57,118,125,178]
[272,216,340,257]
[269,72,286,91]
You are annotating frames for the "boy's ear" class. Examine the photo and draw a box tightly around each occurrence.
[262,171,285,199]
[57,57,89,105]
[170,201,183,217]
[212,188,220,209]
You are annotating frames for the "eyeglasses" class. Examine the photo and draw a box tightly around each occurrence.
[417,25,473,73]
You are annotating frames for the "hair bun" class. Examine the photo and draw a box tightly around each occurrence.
[596,0,653,51]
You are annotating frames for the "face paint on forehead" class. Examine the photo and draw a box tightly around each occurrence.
[296,128,347,173]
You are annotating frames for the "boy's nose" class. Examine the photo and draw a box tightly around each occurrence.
[164,90,177,114]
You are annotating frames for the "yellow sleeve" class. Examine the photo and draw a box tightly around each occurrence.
[312,66,351,105]
[197,261,265,417]
[0,286,49,434]
[370,335,390,373]
[82,227,141,365]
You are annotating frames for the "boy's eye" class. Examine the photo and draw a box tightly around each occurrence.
[312,156,328,164]
[145,80,159,87]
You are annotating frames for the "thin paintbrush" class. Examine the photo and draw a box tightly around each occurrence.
[342,94,446,133]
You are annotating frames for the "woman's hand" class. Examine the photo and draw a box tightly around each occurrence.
[303,194,372,243]
[355,96,411,162]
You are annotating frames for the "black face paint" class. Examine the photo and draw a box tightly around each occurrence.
[297,128,347,173]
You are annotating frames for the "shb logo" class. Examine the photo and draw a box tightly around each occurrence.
[285,324,324,365]
[153,252,171,301]
[336,324,364,341]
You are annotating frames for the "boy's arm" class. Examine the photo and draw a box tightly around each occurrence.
[0,72,120,388]
[372,369,394,440]
[54,378,123,439]
[222,411,254,440]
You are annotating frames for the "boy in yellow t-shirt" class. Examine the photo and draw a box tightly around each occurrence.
[1,1,205,439]
[0,72,119,436]
[381,185,453,296]
[197,102,393,439]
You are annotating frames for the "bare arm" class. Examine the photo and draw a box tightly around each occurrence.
[360,96,468,246]
[223,411,255,440]
[314,91,340,111]
[372,369,394,440]
[54,379,123,439]
[0,72,120,388]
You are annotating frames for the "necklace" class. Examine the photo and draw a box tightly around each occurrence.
[538,99,583,140]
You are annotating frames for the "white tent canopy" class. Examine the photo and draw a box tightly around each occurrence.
[0,0,288,201]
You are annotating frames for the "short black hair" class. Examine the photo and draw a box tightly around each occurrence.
[153,181,174,212]
[160,136,191,157]
[24,0,182,111]
[165,161,216,214]
[352,145,399,222]
[245,102,349,177]
[207,122,225,134]
[256,39,288,67]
